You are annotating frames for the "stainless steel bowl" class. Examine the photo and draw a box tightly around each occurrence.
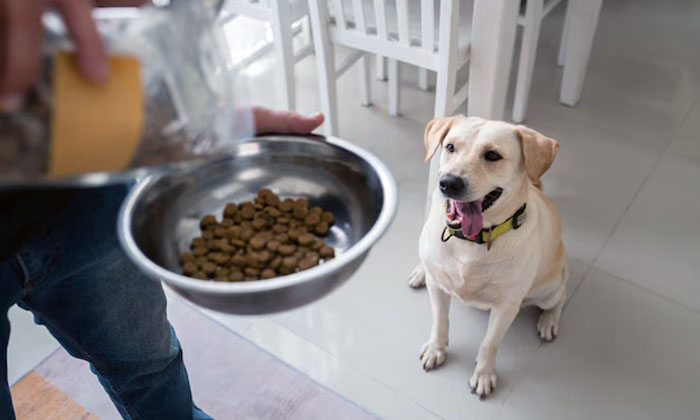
[118,135,397,314]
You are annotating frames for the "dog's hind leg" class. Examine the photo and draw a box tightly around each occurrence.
[408,262,426,288]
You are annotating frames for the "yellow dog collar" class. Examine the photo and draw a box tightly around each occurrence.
[442,204,527,251]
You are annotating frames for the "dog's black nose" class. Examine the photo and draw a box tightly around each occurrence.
[439,174,467,198]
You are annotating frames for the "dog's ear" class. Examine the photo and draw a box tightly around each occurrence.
[514,125,559,183]
[424,116,462,162]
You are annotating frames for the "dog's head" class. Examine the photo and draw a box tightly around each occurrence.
[424,115,559,239]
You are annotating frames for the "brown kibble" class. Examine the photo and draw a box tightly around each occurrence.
[297,233,315,246]
[265,206,281,217]
[289,220,300,228]
[217,267,230,276]
[258,250,271,262]
[322,211,334,224]
[277,216,290,225]
[278,244,296,256]
[215,274,229,282]
[231,238,246,248]
[310,206,323,214]
[292,206,309,220]
[282,256,298,268]
[240,227,254,241]
[250,236,266,250]
[305,251,320,260]
[202,262,217,275]
[192,246,208,257]
[193,271,208,280]
[272,224,287,233]
[202,230,214,240]
[266,241,280,252]
[261,268,277,279]
[279,265,294,275]
[229,272,244,282]
[278,199,294,212]
[295,198,309,208]
[183,262,198,275]
[275,233,289,243]
[240,206,255,220]
[251,218,266,230]
[258,188,273,199]
[214,226,227,238]
[213,253,230,265]
[180,252,195,263]
[315,221,330,236]
[231,254,246,267]
[270,256,282,269]
[233,214,242,223]
[229,225,241,237]
[298,256,319,270]
[320,246,335,259]
[266,194,280,206]
[200,215,217,229]
[195,256,208,266]
[190,237,205,249]
[244,267,260,277]
[221,219,233,227]
[311,239,324,251]
[223,204,237,218]
[304,212,321,226]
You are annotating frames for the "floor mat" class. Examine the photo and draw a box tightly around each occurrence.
[12,293,377,420]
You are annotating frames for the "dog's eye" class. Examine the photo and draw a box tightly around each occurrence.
[484,151,502,162]
[446,143,455,153]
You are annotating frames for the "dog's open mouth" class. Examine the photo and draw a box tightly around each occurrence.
[445,188,503,239]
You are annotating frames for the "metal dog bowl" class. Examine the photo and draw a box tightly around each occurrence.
[118,135,397,314]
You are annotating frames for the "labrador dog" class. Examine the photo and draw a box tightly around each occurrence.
[408,115,567,399]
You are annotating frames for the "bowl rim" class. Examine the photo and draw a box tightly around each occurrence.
[117,134,398,295]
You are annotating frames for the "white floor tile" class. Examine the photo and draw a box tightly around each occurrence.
[499,268,700,420]
[6,305,59,385]
[596,153,700,311]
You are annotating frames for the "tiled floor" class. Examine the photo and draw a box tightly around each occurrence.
[8,0,700,419]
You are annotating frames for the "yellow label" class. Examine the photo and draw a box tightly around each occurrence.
[49,52,144,176]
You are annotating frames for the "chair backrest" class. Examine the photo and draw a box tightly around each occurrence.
[316,0,460,71]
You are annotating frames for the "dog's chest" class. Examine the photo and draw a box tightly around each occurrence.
[422,242,523,307]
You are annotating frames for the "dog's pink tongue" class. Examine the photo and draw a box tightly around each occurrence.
[455,201,483,239]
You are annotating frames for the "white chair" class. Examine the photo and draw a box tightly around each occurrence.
[219,0,314,110]
[512,0,601,122]
[307,0,471,136]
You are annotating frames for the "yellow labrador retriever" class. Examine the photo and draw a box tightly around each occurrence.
[408,116,567,399]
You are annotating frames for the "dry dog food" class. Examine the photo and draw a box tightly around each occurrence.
[180,189,336,282]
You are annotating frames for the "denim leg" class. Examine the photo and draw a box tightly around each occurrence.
[0,258,24,420]
[15,185,212,420]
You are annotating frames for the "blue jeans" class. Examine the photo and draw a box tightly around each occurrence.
[0,185,213,420]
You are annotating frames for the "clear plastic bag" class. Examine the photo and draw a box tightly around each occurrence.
[0,0,254,187]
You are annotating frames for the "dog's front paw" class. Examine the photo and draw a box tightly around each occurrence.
[537,308,561,342]
[419,342,446,371]
[408,264,426,289]
[469,365,498,399]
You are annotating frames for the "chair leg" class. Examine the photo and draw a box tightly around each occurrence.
[418,68,430,91]
[359,54,371,106]
[271,0,296,111]
[376,55,387,81]
[308,0,338,135]
[559,0,602,106]
[557,0,570,67]
[512,0,544,123]
[388,59,400,116]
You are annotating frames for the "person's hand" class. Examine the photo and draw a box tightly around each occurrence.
[253,106,324,135]
[0,0,145,110]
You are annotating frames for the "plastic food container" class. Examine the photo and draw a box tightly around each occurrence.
[0,0,253,188]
